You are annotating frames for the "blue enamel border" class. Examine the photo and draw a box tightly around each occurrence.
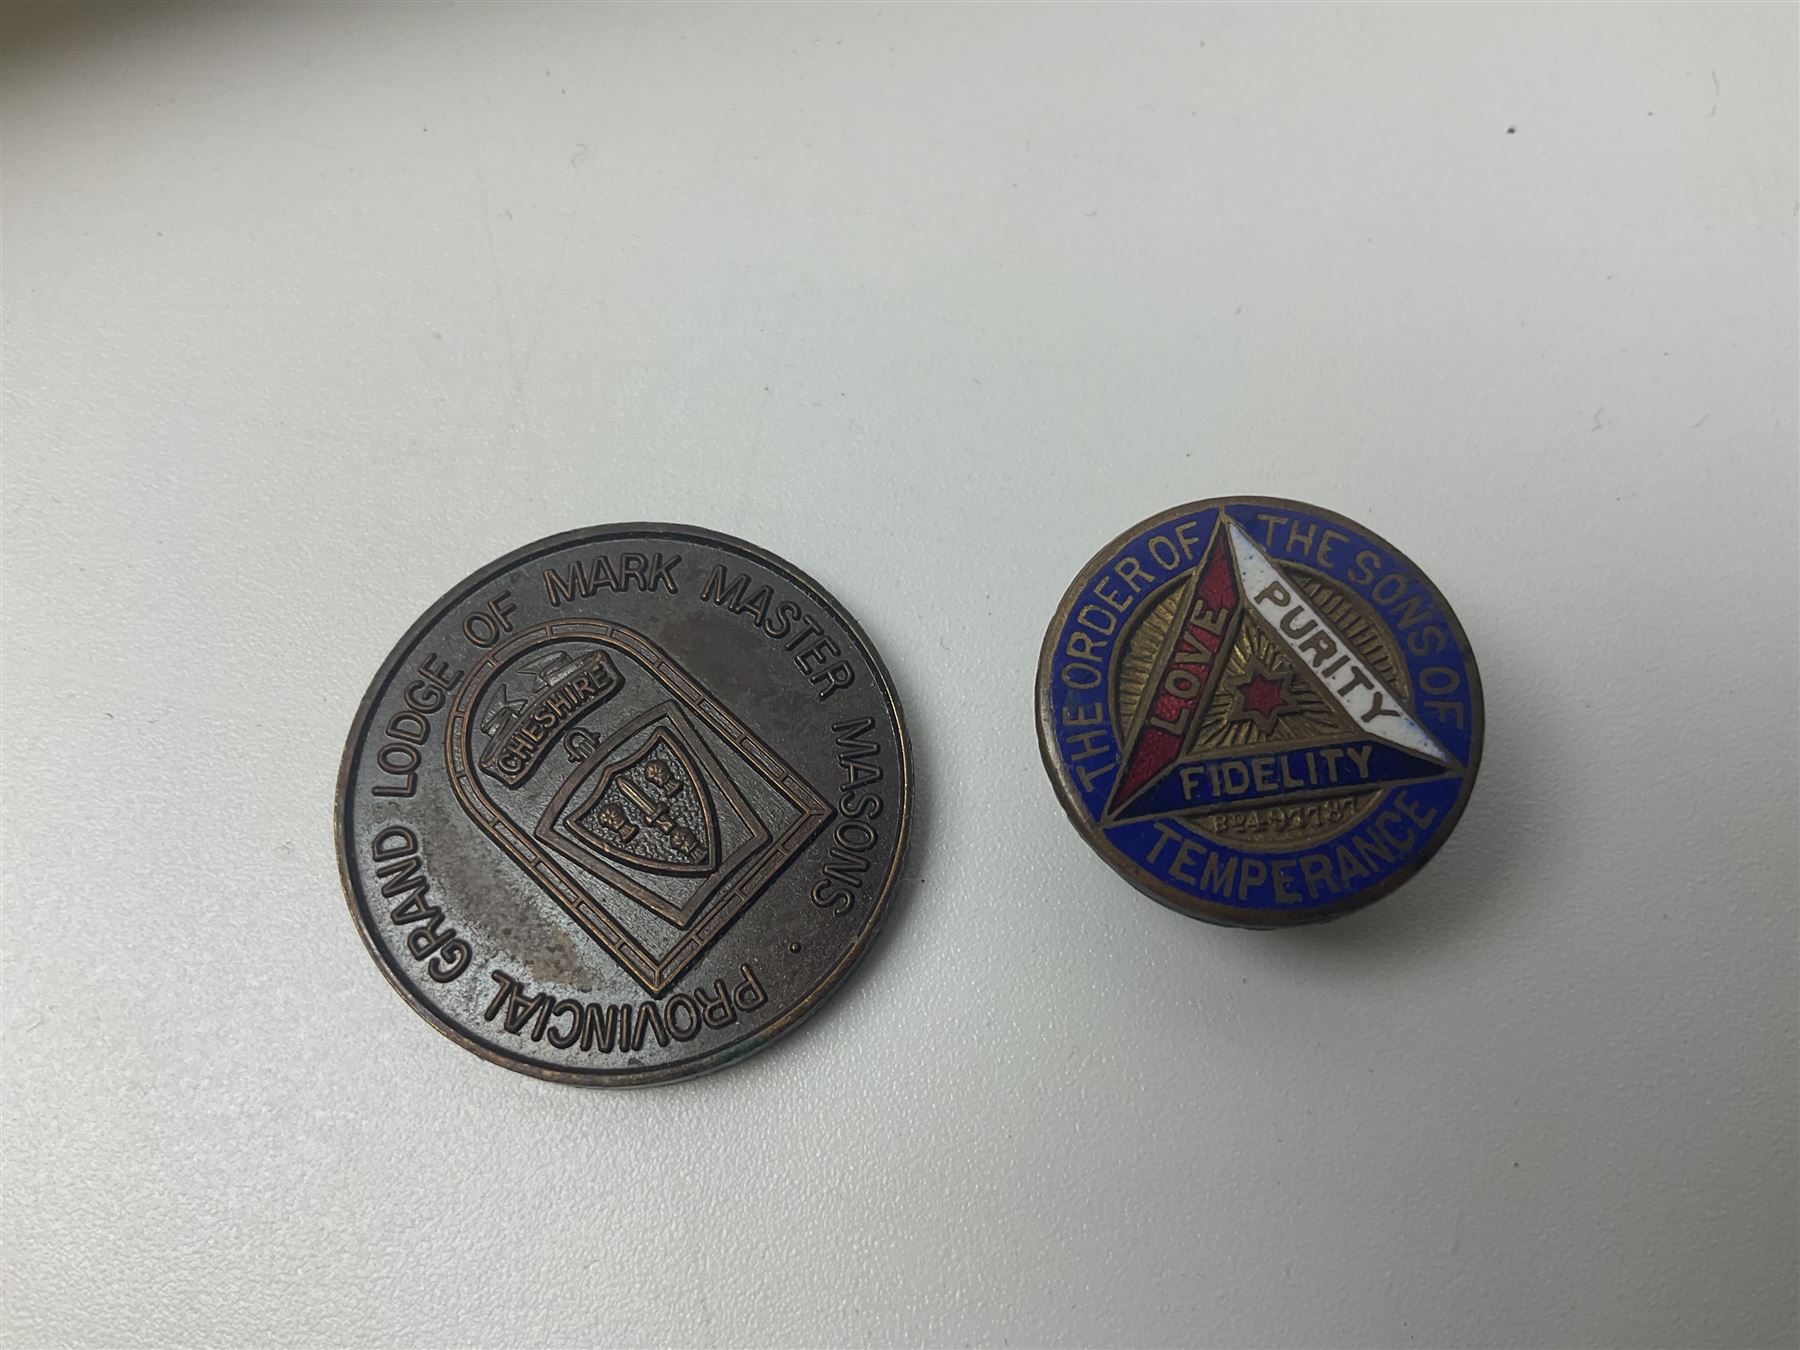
[1045,503,1478,915]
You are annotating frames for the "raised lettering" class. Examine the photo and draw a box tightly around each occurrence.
[734,964,767,1011]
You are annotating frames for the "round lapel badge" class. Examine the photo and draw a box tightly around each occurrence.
[1036,497,1483,926]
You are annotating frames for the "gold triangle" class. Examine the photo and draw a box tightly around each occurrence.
[1186,610,1361,756]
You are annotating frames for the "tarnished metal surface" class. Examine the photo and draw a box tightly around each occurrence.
[337,525,910,1084]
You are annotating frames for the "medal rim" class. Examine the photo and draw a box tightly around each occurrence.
[335,522,913,1086]
[1034,495,1484,928]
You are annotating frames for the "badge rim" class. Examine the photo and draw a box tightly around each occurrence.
[335,522,913,1086]
[1034,495,1484,928]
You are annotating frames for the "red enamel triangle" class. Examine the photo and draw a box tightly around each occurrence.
[1103,525,1241,816]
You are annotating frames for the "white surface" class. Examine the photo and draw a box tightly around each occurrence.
[3,4,1796,1347]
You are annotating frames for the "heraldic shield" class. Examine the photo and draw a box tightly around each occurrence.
[564,722,722,877]
[446,620,833,994]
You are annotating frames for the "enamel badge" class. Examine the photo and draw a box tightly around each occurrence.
[1036,497,1483,926]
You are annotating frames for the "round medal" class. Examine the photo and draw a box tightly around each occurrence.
[337,525,910,1083]
[1036,497,1482,926]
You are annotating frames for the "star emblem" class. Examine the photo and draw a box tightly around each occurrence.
[1232,665,1293,734]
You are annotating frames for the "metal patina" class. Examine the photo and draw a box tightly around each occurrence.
[337,525,911,1084]
[1036,497,1482,927]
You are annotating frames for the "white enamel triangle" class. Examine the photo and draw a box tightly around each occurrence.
[1224,520,1454,766]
